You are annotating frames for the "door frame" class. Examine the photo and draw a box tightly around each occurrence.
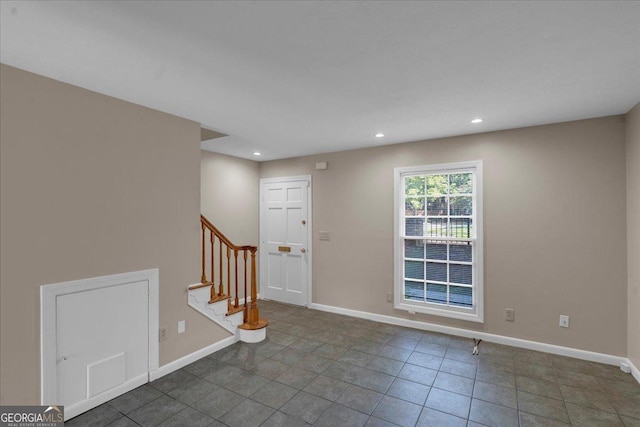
[259,175,313,306]
[41,268,159,419]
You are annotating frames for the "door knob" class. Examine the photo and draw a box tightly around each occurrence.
[300,248,306,253]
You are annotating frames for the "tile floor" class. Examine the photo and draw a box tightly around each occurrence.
[66,300,640,426]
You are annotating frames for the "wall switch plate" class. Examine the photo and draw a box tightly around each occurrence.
[505,308,515,322]
[386,292,392,302]
[559,315,570,328]
[159,326,168,341]
[178,320,186,334]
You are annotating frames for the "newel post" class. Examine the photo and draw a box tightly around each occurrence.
[201,222,207,284]
[247,247,260,325]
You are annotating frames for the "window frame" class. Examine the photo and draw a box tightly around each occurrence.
[393,161,484,323]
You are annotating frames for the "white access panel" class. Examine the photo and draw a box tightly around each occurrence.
[55,281,148,407]
[41,269,159,420]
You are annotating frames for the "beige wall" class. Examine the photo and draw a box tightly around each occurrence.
[261,116,628,356]
[0,64,229,404]
[627,102,640,369]
[201,151,261,295]
[201,151,260,247]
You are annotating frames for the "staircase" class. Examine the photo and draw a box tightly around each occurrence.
[188,215,268,343]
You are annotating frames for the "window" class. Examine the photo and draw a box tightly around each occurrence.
[394,161,483,322]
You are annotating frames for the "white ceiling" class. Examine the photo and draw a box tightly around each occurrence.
[1,1,639,161]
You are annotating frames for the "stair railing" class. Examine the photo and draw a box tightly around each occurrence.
[195,214,261,326]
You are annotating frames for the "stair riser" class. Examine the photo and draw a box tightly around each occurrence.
[187,286,266,343]
[187,287,243,333]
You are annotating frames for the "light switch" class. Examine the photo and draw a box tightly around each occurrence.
[178,320,186,334]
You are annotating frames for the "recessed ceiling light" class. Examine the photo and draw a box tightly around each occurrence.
[253,152,261,156]
[375,133,385,138]
[471,118,483,124]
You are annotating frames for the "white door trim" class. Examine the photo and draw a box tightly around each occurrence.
[259,175,313,306]
[41,269,159,418]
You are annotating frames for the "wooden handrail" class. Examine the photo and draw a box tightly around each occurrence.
[200,215,256,252]
[194,214,266,329]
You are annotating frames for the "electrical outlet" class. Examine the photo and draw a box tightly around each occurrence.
[559,315,570,328]
[178,320,186,334]
[386,292,392,303]
[505,308,515,322]
[159,326,168,341]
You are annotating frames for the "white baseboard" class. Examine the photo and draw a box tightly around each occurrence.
[149,335,237,382]
[626,358,640,383]
[146,302,637,386]
[309,303,627,368]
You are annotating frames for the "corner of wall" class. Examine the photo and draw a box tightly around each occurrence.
[626,102,640,369]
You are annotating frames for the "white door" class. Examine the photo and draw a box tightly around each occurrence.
[42,270,158,420]
[56,282,149,408]
[260,176,311,306]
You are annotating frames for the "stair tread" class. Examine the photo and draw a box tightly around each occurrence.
[188,282,214,290]
[208,294,230,304]
[226,305,245,316]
